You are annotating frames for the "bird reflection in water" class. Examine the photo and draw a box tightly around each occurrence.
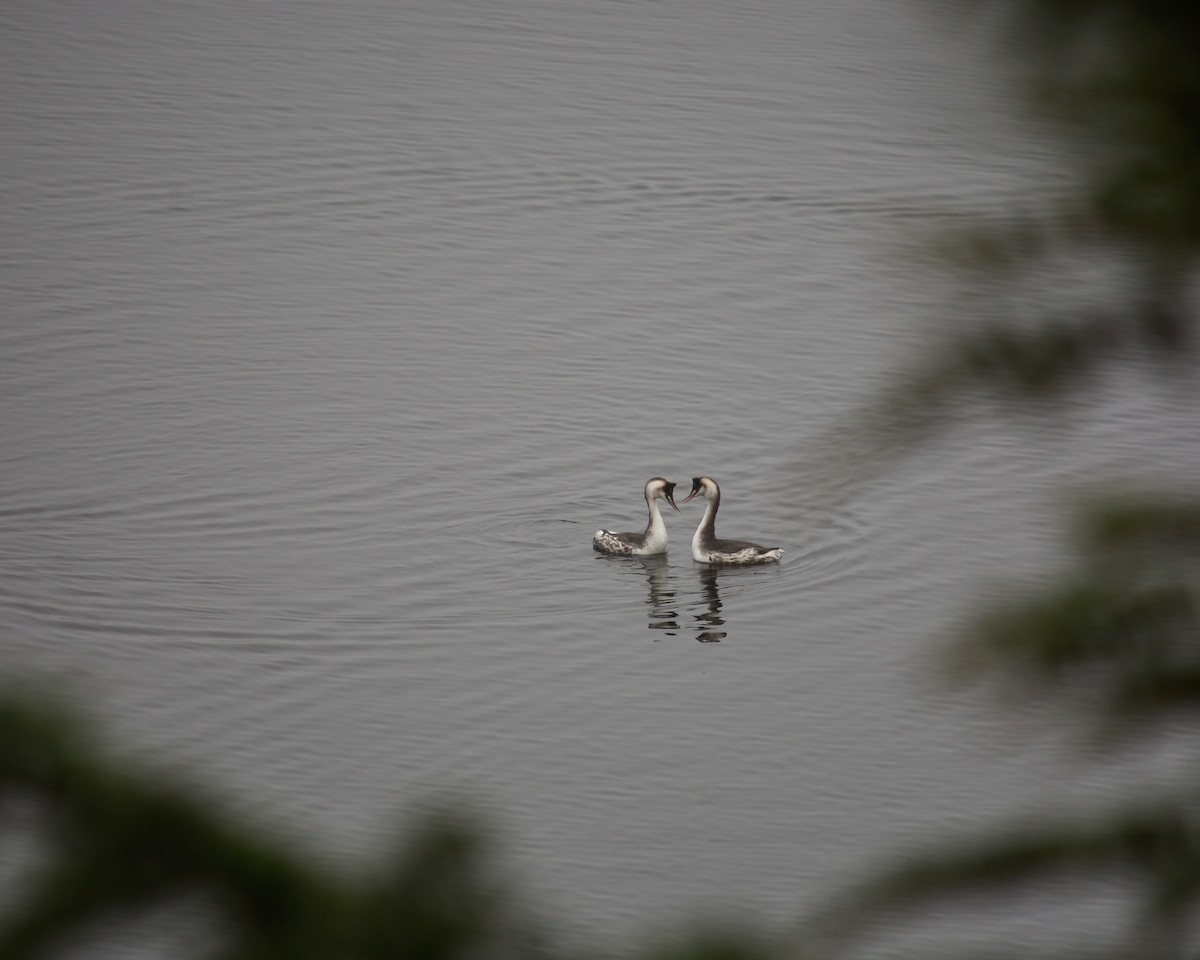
[637,555,680,637]
[599,556,744,642]
[626,557,729,642]
[693,565,727,642]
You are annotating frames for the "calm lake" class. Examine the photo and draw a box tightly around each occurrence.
[3,0,1198,953]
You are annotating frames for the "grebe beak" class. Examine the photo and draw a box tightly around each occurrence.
[680,489,699,505]
[665,489,681,513]
[680,477,703,505]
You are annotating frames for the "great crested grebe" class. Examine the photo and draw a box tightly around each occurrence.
[680,476,782,565]
[593,477,680,556]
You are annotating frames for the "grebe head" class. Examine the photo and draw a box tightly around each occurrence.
[680,476,719,505]
[645,477,681,513]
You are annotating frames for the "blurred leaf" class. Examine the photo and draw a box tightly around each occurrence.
[809,799,1200,958]
[0,693,552,960]
[1077,495,1200,556]
[803,4,1200,957]
[951,578,1195,674]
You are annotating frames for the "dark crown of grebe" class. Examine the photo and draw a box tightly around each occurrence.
[680,476,718,504]
[646,476,680,510]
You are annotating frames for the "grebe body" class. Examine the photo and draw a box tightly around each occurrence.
[593,477,680,556]
[680,476,782,565]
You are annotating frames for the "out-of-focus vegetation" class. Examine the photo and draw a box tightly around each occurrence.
[0,693,554,960]
[0,692,776,959]
[803,495,1200,959]
[3,1,1197,957]
[815,0,1200,482]
[801,1,1200,958]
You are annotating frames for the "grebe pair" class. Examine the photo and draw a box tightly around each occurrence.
[592,476,782,565]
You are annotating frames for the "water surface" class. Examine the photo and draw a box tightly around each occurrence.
[3,0,1198,951]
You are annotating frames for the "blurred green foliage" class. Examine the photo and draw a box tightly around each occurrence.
[804,495,1200,959]
[0,697,777,958]
[800,2,1200,958]
[920,0,1199,391]
[963,503,1199,717]
[0,693,555,960]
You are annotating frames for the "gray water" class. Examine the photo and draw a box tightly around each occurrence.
[4,0,1199,953]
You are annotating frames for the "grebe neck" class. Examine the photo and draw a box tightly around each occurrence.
[692,491,720,552]
[644,488,668,541]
